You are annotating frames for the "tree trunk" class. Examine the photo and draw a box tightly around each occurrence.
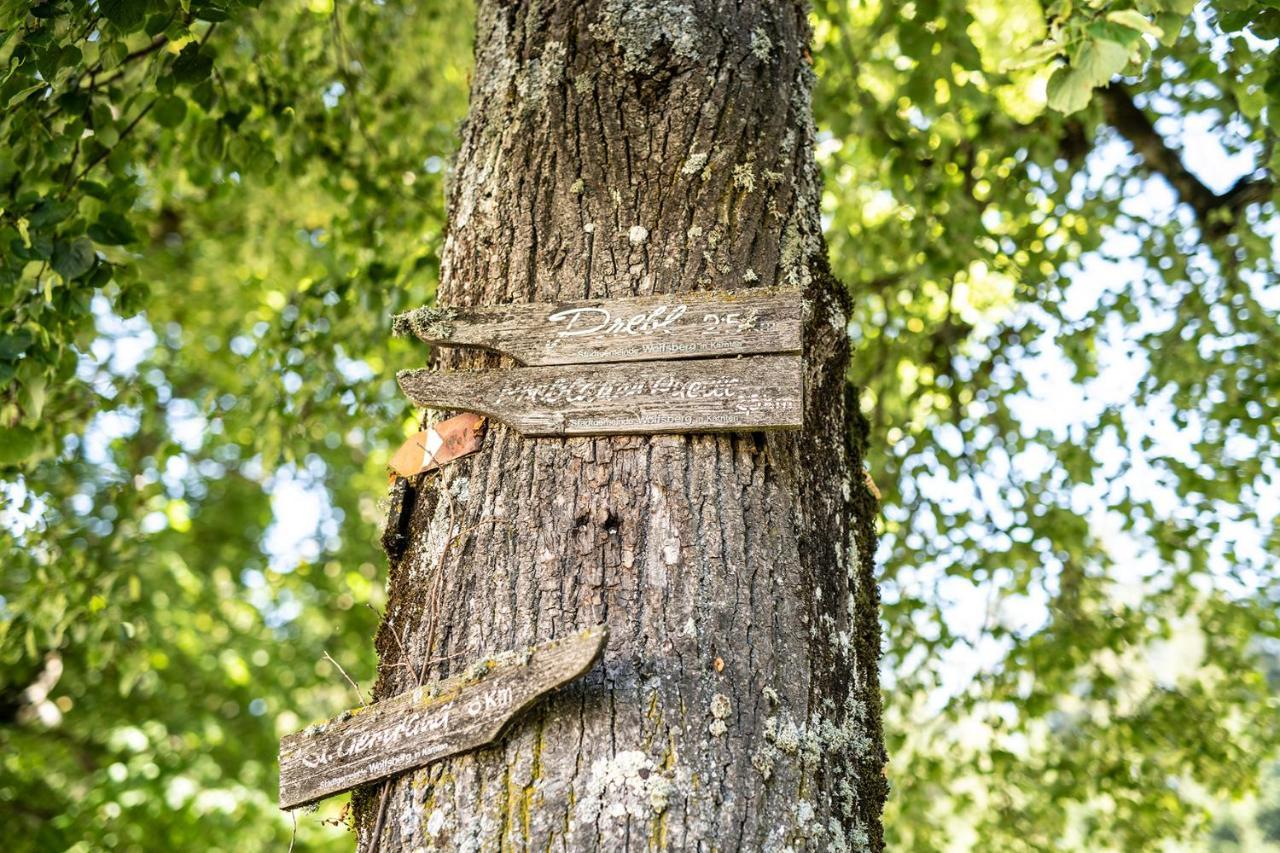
[356,1,887,849]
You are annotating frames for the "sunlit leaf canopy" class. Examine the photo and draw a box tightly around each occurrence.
[1,0,1276,849]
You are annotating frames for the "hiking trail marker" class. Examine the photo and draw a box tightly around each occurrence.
[279,625,608,810]
[387,412,486,480]
[393,288,802,366]
[397,354,803,436]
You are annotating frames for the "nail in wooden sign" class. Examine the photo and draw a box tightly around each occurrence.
[393,288,802,366]
[279,625,608,811]
[387,412,486,479]
[397,355,803,436]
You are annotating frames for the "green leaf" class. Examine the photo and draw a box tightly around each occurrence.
[1266,70,1280,102]
[1106,10,1163,38]
[117,280,151,316]
[60,45,83,69]
[52,237,97,281]
[0,329,34,359]
[1220,10,1255,32]
[1003,41,1064,72]
[153,94,188,128]
[81,180,111,200]
[1254,9,1280,40]
[192,1,230,23]
[12,232,53,261]
[145,12,172,36]
[99,40,130,71]
[87,211,138,246]
[172,43,214,85]
[1086,21,1144,49]
[0,426,40,465]
[1046,66,1094,114]
[22,376,47,424]
[1155,12,1184,45]
[27,199,75,228]
[1074,35,1131,87]
[191,78,217,110]
[27,0,61,19]
[100,0,147,31]
[4,82,47,109]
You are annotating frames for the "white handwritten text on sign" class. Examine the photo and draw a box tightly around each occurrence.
[396,355,804,436]
[278,626,608,810]
[393,288,802,366]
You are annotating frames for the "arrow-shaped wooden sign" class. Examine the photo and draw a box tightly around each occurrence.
[279,625,608,811]
[392,288,802,366]
[397,355,804,436]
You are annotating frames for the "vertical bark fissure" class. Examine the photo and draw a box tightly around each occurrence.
[359,1,886,849]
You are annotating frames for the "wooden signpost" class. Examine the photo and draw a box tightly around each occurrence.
[397,354,803,436]
[279,625,608,811]
[393,288,802,366]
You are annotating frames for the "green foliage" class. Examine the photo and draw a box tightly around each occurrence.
[0,0,1275,850]
[1,0,470,848]
[812,0,1278,848]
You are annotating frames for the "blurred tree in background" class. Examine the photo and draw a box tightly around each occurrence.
[0,0,1275,850]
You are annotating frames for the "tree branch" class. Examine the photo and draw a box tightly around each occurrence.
[68,99,155,186]
[1099,83,1274,240]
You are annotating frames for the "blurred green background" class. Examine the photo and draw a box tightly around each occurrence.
[1,0,1277,849]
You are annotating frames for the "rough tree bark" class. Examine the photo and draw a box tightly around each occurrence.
[356,1,887,849]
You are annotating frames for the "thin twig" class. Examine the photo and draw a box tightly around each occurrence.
[415,421,460,667]
[329,0,383,157]
[389,619,422,688]
[369,781,391,853]
[364,606,424,690]
[322,651,368,708]
[69,99,155,186]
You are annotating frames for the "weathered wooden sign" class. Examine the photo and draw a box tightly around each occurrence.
[392,288,802,366]
[387,412,486,479]
[397,355,803,436]
[279,625,608,810]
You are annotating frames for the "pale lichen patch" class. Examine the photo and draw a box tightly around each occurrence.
[578,750,677,824]
[393,306,458,340]
[681,151,709,176]
[751,745,776,779]
[516,40,567,109]
[750,26,773,62]
[590,0,702,75]
[774,715,801,755]
[709,692,732,736]
[628,225,649,244]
